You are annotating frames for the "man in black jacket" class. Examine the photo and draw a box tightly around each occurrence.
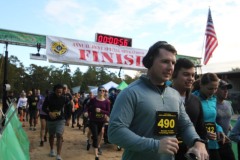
[172,58,208,160]
[42,84,67,160]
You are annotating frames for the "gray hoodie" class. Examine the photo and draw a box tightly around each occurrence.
[108,75,199,160]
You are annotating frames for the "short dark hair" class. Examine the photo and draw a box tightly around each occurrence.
[200,73,219,85]
[172,58,195,79]
[142,41,177,69]
[53,84,64,92]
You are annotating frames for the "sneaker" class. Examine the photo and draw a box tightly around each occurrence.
[56,155,62,160]
[71,125,74,128]
[98,148,102,155]
[49,150,56,157]
[40,141,44,147]
[33,127,36,131]
[77,123,82,129]
[117,146,122,151]
[95,157,99,160]
[87,140,91,150]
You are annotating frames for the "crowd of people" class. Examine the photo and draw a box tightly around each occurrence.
[4,40,240,160]
[10,83,120,160]
[108,41,239,160]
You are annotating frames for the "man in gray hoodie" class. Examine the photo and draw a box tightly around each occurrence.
[108,41,208,160]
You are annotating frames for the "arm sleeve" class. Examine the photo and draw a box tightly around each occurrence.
[195,100,208,140]
[178,101,200,147]
[101,100,111,115]
[108,90,160,153]
[216,123,223,133]
[229,119,240,142]
[16,99,21,108]
[42,96,49,114]
[37,97,43,110]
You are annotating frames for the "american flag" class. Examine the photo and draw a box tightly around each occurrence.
[203,8,218,65]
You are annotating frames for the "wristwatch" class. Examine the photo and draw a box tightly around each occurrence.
[193,138,206,145]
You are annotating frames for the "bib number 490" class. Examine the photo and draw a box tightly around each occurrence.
[158,119,175,128]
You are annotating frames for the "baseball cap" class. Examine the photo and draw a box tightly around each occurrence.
[219,80,232,89]
[98,85,105,91]
[63,84,68,88]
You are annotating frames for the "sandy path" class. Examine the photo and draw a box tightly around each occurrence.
[25,120,123,160]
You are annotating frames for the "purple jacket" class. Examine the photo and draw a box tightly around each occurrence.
[37,95,47,115]
[88,97,110,122]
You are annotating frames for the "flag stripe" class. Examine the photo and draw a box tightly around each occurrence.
[204,8,218,65]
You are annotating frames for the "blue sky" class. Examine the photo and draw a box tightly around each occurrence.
[0,0,240,76]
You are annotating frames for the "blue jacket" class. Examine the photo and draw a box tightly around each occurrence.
[193,90,223,149]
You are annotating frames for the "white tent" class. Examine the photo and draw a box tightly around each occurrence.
[91,81,118,95]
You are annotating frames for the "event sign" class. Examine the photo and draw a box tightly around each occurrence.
[0,28,46,47]
[46,36,147,71]
[46,36,201,71]
[0,28,201,70]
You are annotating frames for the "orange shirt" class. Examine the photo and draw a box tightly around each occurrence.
[74,97,79,109]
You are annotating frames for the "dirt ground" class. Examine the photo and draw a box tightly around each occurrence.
[0,103,123,160]
[25,119,123,160]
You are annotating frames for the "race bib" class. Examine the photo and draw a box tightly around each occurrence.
[205,122,216,133]
[52,111,61,116]
[155,111,178,136]
[96,113,104,118]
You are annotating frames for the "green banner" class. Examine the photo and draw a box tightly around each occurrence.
[176,55,201,65]
[0,105,29,160]
[2,105,30,160]
[0,28,46,48]
[8,106,30,159]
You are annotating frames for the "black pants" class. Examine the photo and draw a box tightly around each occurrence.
[89,121,104,148]
[29,109,37,127]
[218,142,235,160]
[175,143,188,160]
[209,149,221,160]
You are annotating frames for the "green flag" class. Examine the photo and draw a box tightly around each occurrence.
[3,104,30,160]
[117,81,128,90]
[0,120,28,160]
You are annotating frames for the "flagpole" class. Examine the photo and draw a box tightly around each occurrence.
[0,107,17,134]
[201,31,206,66]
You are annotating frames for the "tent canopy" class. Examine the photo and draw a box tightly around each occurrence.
[91,81,118,95]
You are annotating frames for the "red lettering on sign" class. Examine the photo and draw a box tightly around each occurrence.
[78,49,144,67]
[123,55,134,65]
[102,52,113,63]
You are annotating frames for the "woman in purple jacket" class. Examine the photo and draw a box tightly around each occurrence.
[88,86,110,160]
[37,89,49,146]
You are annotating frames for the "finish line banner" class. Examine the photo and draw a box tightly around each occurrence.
[46,36,147,71]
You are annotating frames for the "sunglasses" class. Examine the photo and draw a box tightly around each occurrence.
[98,89,106,92]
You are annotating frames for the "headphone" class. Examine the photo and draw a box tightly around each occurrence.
[142,41,168,69]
